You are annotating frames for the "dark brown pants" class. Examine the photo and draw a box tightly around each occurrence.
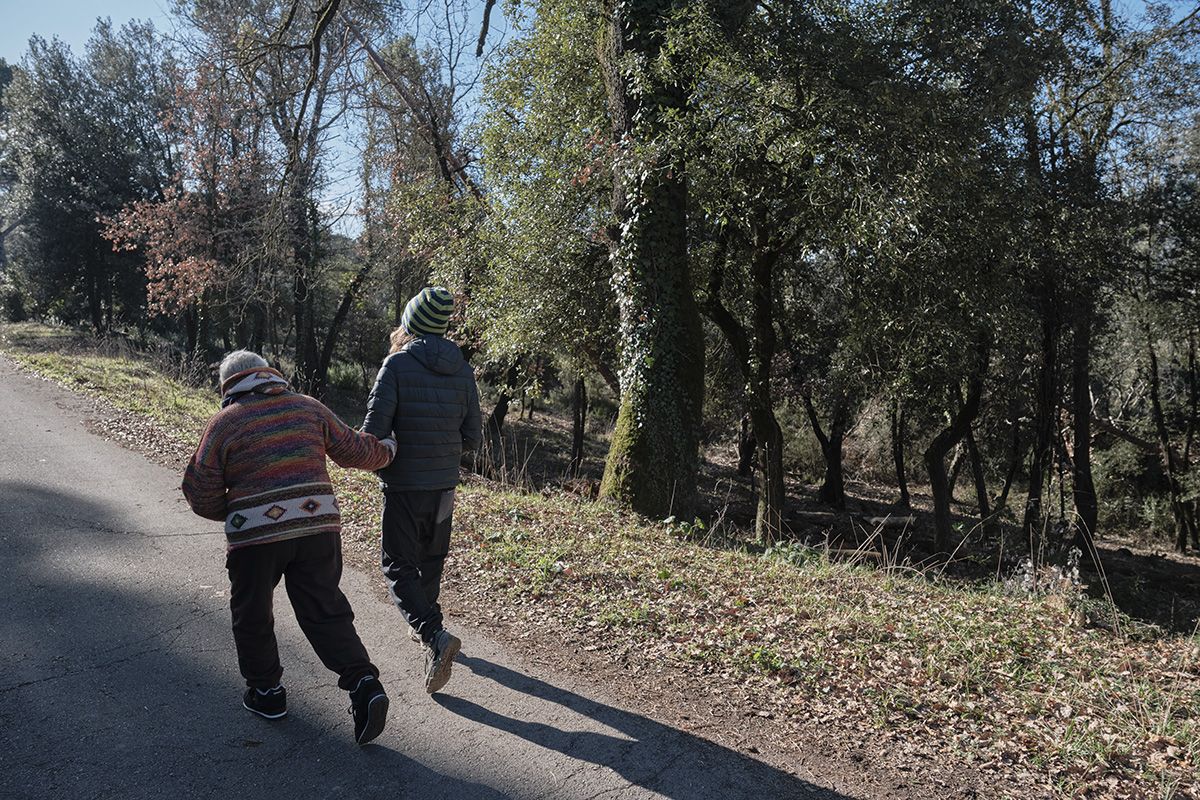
[226,531,377,690]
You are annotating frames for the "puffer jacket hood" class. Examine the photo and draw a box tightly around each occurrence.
[403,335,465,376]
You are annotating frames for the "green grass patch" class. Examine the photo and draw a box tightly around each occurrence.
[1,323,216,441]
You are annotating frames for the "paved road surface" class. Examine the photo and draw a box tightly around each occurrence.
[0,356,848,800]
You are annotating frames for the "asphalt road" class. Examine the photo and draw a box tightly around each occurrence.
[0,355,848,800]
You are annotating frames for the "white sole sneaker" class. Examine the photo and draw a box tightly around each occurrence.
[355,693,389,745]
[243,701,287,720]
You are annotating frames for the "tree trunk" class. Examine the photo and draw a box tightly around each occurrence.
[314,259,374,399]
[947,443,966,502]
[965,429,992,533]
[1146,330,1194,553]
[749,399,785,544]
[890,398,911,509]
[197,302,211,358]
[293,262,314,390]
[1186,332,1200,552]
[570,376,588,476]
[88,266,104,334]
[925,451,953,555]
[747,239,784,542]
[598,0,705,519]
[737,413,756,479]
[1023,300,1058,550]
[485,391,511,474]
[702,231,784,542]
[1021,98,1056,552]
[925,352,989,553]
[183,308,198,356]
[1071,301,1099,546]
[482,364,519,473]
[820,428,847,509]
[802,394,847,510]
[104,270,114,330]
[290,171,319,391]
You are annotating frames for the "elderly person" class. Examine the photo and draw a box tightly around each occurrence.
[362,287,482,694]
[182,350,396,745]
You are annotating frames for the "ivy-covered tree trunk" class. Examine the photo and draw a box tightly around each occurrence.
[1185,332,1200,553]
[994,409,1022,519]
[292,257,320,392]
[598,0,705,519]
[314,259,373,400]
[1021,103,1056,552]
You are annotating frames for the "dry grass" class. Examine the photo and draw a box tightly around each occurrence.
[3,322,1198,799]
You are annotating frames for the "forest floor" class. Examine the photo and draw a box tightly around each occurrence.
[2,321,1197,800]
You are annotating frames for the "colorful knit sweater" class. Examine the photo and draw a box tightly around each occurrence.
[181,368,393,550]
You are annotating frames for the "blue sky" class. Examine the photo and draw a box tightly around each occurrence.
[1,0,175,63]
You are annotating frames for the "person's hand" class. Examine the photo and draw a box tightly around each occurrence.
[380,436,397,459]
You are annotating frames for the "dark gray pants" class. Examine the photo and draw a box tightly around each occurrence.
[226,531,378,690]
[381,489,454,644]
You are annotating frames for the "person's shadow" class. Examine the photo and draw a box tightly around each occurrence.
[435,654,853,800]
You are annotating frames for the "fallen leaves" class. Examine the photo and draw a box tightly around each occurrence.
[428,487,1200,799]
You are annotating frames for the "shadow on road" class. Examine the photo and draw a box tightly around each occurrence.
[0,481,506,800]
[0,475,854,799]
[436,654,853,800]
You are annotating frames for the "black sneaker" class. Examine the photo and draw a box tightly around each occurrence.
[424,629,462,694]
[348,675,389,745]
[243,685,287,719]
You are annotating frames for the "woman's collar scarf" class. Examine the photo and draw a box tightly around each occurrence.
[220,367,290,408]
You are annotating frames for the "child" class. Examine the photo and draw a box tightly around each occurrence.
[362,287,482,693]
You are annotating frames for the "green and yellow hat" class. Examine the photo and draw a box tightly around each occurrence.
[401,286,455,336]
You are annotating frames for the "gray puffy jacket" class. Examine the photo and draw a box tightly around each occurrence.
[362,336,482,491]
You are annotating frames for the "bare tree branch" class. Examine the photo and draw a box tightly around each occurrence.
[476,0,498,58]
[340,9,484,201]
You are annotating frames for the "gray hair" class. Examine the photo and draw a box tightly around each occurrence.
[218,350,269,385]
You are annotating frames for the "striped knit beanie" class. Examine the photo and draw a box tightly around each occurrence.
[400,286,455,336]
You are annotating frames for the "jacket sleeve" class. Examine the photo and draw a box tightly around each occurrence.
[181,417,228,521]
[362,358,397,439]
[321,401,394,470]
[461,370,483,452]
